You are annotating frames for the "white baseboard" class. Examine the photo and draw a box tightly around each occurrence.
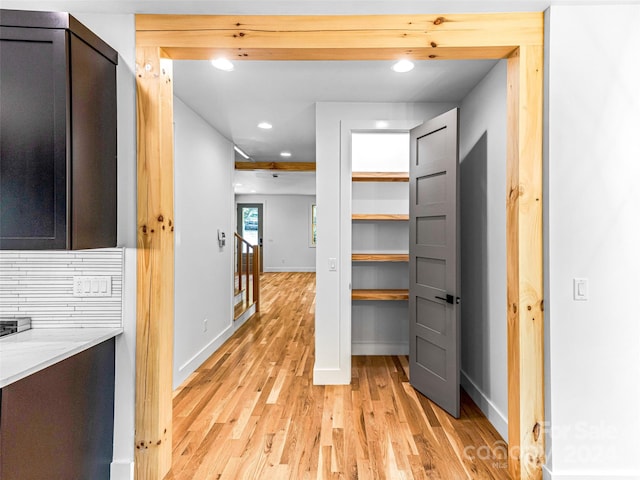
[313,367,350,385]
[351,342,409,356]
[264,267,316,272]
[110,461,134,480]
[235,304,256,327]
[175,323,234,388]
[460,370,508,442]
[543,465,640,479]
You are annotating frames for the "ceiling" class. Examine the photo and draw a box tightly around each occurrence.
[1,0,623,16]
[173,59,499,194]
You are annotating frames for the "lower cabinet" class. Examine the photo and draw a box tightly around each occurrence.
[0,338,115,480]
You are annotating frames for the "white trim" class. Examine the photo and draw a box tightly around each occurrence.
[234,304,256,327]
[110,461,134,480]
[460,369,508,442]
[543,465,640,480]
[175,323,234,386]
[264,267,316,272]
[313,367,350,385]
[351,342,409,356]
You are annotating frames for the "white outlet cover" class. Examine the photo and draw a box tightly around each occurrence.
[73,276,112,297]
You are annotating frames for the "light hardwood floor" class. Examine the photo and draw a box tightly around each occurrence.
[166,272,511,480]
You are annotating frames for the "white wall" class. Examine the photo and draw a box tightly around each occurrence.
[544,5,640,479]
[315,102,457,384]
[458,60,508,441]
[235,194,316,272]
[173,96,236,389]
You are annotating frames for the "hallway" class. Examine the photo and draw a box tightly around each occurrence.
[166,272,510,479]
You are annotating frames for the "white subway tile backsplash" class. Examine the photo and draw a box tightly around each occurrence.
[0,248,123,328]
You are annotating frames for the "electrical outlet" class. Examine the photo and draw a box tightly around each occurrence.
[203,318,208,332]
[73,276,112,297]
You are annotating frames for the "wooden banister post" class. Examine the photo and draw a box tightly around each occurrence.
[236,235,243,293]
[253,245,260,313]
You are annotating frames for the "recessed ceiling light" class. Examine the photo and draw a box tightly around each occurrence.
[250,190,256,193]
[280,151,292,158]
[392,59,415,73]
[258,122,273,130]
[376,120,390,129]
[211,58,234,72]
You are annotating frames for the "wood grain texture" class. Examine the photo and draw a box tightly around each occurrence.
[253,245,260,313]
[352,213,409,221]
[135,47,175,479]
[352,172,409,182]
[352,253,409,262]
[157,46,516,61]
[165,273,511,480]
[136,13,542,61]
[235,161,316,171]
[506,45,545,480]
[352,289,409,301]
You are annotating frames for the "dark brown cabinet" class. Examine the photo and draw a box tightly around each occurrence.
[0,338,116,480]
[0,10,118,250]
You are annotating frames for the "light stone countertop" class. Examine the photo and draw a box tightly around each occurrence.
[0,327,123,388]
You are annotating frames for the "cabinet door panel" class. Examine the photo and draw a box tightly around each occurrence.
[0,339,115,479]
[70,34,117,249]
[0,27,68,249]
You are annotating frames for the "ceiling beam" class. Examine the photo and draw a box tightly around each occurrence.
[235,161,316,171]
[136,13,542,61]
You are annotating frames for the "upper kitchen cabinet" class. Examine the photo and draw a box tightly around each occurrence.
[0,10,117,250]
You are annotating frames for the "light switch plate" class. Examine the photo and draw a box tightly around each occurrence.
[328,258,337,271]
[573,278,588,301]
[73,276,112,297]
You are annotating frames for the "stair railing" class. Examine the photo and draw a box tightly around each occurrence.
[234,233,260,319]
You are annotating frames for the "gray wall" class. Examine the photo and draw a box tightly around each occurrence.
[235,194,317,272]
[173,96,236,389]
[459,60,508,440]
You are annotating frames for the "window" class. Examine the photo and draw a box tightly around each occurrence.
[311,204,317,247]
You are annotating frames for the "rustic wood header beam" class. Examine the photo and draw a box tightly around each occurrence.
[136,13,542,61]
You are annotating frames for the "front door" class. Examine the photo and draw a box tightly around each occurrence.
[237,203,264,273]
[409,108,461,418]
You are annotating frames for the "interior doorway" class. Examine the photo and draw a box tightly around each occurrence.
[134,13,544,480]
[236,203,264,273]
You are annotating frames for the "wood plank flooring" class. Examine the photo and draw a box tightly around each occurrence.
[166,272,511,480]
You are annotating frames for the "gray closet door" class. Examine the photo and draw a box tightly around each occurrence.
[409,108,460,418]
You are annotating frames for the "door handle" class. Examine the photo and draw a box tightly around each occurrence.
[435,294,460,305]
[259,238,263,246]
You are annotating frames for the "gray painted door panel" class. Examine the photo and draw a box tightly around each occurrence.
[409,108,460,418]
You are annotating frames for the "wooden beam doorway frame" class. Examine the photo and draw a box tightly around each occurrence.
[134,13,544,480]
